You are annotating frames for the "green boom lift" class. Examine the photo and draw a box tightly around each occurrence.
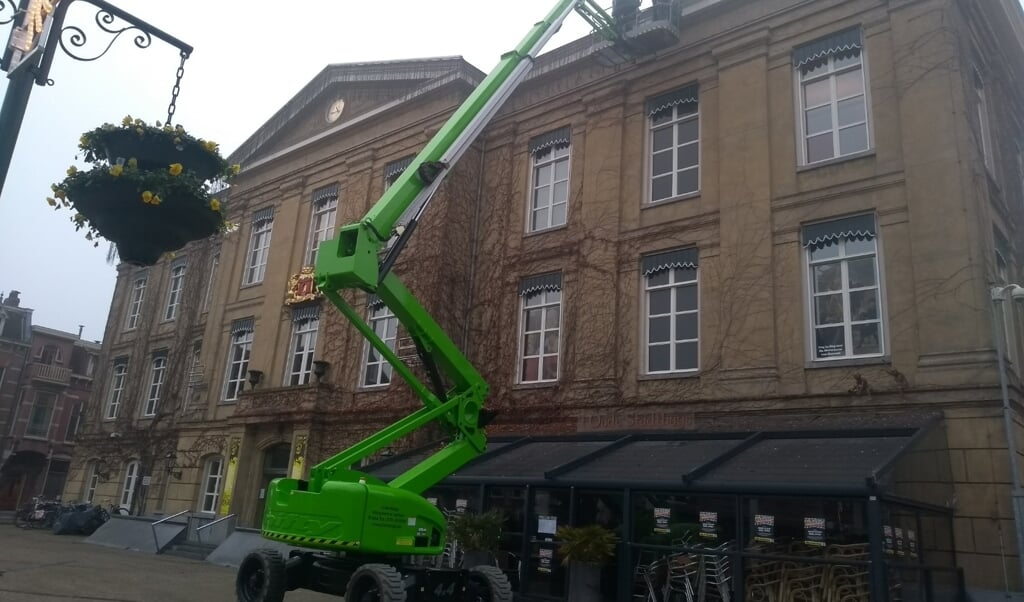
[235,2,619,600]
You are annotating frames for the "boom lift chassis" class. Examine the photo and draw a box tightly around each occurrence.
[235,2,622,600]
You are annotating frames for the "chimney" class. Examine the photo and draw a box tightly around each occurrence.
[78,325,84,338]
[4,290,20,307]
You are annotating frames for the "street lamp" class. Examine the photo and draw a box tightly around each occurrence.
[163,451,181,479]
[990,283,1024,586]
[0,0,193,197]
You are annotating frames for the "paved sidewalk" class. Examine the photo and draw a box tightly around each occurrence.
[0,524,338,601]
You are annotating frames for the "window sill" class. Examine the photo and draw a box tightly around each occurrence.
[240,281,264,290]
[638,371,700,381]
[513,381,558,390]
[643,191,700,208]
[524,223,569,238]
[797,150,875,173]
[219,399,238,405]
[22,434,49,441]
[804,354,889,370]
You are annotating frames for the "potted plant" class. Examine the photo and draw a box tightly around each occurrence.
[47,116,240,266]
[449,509,506,568]
[556,524,619,602]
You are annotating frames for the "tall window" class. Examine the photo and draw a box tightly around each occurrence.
[383,156,415,249]
[647,84,700,203]
[200,455,224,514]
[306,185,339,266]
[25,391,56,438]
[974,67,995,174]
[105,359,128,419]
[203,252,219,312]
[243,209,274,285]
[84,461,99,503]
[120,460,140,512]
[528,127,571,231]
[143,354,167,417]
[362,299,397,387]
[643,249,699,373]
[223,318,254,401]
[518,274,562,383]
[286,307,320,386]
[125,276,146,330]
[65,402,81,442]
[164,263,186,321]
[795,28,870,165]
[803,214,884,361]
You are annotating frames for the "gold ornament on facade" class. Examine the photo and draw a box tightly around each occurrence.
[228,438,241,460]
[285,266,321,305]
[293,434,307,461]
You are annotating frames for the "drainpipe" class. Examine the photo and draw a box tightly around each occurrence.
[990,284,1024,592]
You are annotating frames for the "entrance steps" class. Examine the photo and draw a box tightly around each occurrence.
[163,540,218,561]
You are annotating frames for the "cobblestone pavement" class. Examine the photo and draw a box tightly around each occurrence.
[0,524,338,602]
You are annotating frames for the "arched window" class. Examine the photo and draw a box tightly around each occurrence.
[120,460,140,512]
[83,461,100,503]
[200,455,225,514]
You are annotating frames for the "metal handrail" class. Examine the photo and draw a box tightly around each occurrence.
[195,513,236,545]
[150,509,190,552]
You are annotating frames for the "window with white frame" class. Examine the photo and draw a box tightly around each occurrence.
[642,249,700,373]
[84,461,99,503]
[518,273,562,383]
[995,231,1015,364]
[362,299,397,387]
[383,156,415,249]
[306,185,339,266]
[528,127,571,232]
[647,84,700,203]
[143,353,167,417]
[203,251,219,312]
[164,262,186,321]
[65,402,81,442]
[200,455,224,514]
[223,318,254,401]
[803,214,884,361]
[25,391,56,438]
[286,306,320,386]
[243,209,274,285]
[974,67,995,174]
[105,359,128,419]
[120,460,140,512]
[794,28,870,165]
[125,276,146,330]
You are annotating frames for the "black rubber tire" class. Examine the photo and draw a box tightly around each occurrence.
[345,563,407,602]
[467,565,513,602]
[236,549,287,602]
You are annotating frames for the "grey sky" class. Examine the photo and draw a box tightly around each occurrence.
[0,1,593,341]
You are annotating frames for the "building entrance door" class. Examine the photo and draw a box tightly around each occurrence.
[254,443,290,524]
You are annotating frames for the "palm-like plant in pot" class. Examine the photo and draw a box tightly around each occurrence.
[449,509,506,568]
[556,524,619,602]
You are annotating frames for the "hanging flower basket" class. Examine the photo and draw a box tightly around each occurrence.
[48,116,240,266]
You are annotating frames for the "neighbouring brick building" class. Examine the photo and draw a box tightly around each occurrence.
[67,0,1024,599]
[0,291,99,510]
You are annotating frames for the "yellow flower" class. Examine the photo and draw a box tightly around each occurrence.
[151,194,162,205]
[168,163,183,176]
[210,198,221,212]
[163,124,173,133]
[109,164,123,177]
[203,140,219,152]
[46,197,56,207]
[79,134,89,147]
[66,166,77,176]
[135,127,144,136]
[127,157,138,169]
[54,189,66,200]
[134,118,144,126]
[173,137,182,145]
[141,190,154,204]
[122,115,133,126]
[231,164,241,175]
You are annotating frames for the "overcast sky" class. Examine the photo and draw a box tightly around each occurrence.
[0,0,594,341]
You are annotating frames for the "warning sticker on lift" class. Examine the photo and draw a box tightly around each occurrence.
[367,506,408,530]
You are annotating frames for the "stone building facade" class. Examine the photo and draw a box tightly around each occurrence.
[66,0,1024,595]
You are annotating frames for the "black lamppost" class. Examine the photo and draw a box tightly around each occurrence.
[0,0,193,198]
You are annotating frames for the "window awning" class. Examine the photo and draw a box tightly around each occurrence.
[642,248,698,275]
[384,156,414,181]
[528,126,571,155]
[231,317,255,335]
[646,83,699,117]
[519,273,562,296]
[801,214,876,250]
[793,28,863,71]
[311,184,338,205]
[368,419,950,502]
[252,207,274,224]
[292,304,320,323]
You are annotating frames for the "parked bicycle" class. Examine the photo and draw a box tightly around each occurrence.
[52,502,114,535]
[13,497,63,529]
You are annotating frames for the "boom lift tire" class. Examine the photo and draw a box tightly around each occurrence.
[345,564,407,602]
[236,549,287,602]
[467,565,513,602]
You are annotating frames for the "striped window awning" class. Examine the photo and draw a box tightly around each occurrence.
[113,355,129,366]
[367,294,386,310]
[292,304,320,323]
[252,207,274,224]
[311,184,338,206]
[152,348,169,359]
[520,273,562,296]
[231,317,255,335]
[801,214,876,250]
[646,83,699,117]
[384,156,415,182]
[528,126,571,155]
[793,28,862,72]
[642,248,698,276]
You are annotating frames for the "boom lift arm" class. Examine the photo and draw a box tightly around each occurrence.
[260,0,618,560]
